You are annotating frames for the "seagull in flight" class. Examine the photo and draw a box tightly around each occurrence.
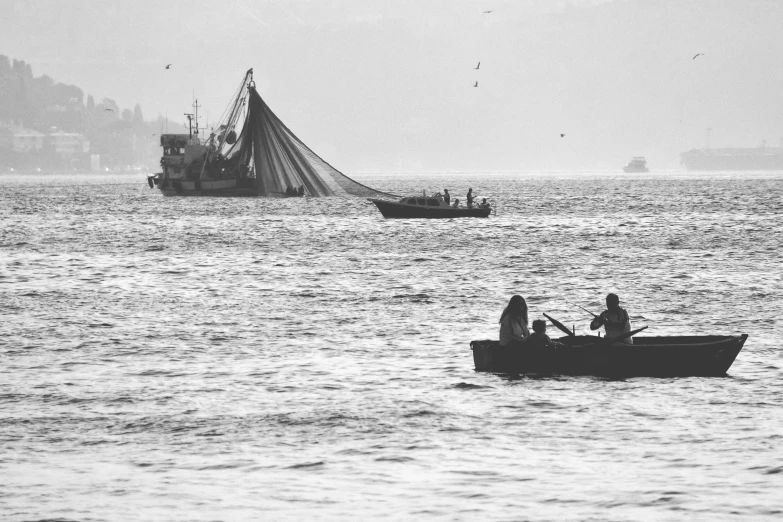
[484,10,492,14]
[165,64,172,69]
[474,81,478,87]
[560,133,565,138]
[474,62,480,70]
[104,108,114,112]
[692,53,705,60]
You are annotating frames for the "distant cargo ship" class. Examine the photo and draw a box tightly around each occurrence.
[680,146,783,171]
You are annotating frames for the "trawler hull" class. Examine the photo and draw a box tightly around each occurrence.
[155,178,259,197]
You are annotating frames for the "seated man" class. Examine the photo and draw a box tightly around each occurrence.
[590,293,633,344]
[297,185,305,195]
[286,185,294,194]
[478,198,491,209]
[452,198,460,208]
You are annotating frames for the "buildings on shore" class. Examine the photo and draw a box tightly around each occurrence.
[0,123,96,171]
[680,139,783,171]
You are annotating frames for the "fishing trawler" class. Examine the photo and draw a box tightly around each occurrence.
[147,69,396,199]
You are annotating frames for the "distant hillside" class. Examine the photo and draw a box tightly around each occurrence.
[0,55,160,169]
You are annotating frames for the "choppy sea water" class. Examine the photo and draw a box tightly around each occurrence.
[1,171,782,521]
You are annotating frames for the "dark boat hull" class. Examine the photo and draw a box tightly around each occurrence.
[471,335,748,377]
[154,178,259,197]
[371,199,491,218]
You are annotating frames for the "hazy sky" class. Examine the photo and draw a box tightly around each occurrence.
[2,0,782,171]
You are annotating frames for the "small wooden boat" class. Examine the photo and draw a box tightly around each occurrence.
[370,194,491,218]
[470,334,748,377]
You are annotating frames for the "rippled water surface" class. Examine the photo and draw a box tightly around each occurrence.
[1,171,782,521]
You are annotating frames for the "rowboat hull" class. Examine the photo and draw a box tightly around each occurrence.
[371,199,491,218]
[470,335,748,377]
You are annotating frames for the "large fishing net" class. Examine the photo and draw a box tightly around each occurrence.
[213,70,397,198]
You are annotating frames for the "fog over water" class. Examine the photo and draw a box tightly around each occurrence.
[2,0,783,170]
[3,0,783,520]
[1,171,782,520]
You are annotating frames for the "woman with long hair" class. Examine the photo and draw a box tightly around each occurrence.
[499,295,530,348]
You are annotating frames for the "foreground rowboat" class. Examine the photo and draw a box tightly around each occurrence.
[470,334,748,377]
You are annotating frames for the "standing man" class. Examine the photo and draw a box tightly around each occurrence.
[443,189,451,205]
[466,187,474,208]
[590,293,633,344]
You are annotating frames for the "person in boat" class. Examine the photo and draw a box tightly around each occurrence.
[499,295,530,349]
[452,198,460,208]
[297,185,305,196]
[286,185,294,195]
[527,319,557,350]
[466,188,474,208]
[443,189,451,205]
[590,293,633,344]
[478,198,490,209]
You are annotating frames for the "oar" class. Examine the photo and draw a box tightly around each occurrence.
[543,313,575,337]
[593,325,648,346]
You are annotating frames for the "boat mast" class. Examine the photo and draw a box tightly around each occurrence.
[184,98,203,139]
[193,99,201,137]
[184,112,194,138]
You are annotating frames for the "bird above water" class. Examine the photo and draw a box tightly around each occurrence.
[484,10,492,14]
[560,133,565,138]
[165,64,172,69]
[104,108,114,112]
[474,62,480,70]
[474,81,478,87]
[692,53,705,60]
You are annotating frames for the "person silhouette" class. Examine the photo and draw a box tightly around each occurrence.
[590,293,633,344]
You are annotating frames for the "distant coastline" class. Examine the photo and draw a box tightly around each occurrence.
[0,55,162,172]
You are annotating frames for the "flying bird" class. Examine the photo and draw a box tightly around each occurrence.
[474,62,480,70]
[560,133,565,138]
[474,81,478,87]
[165,64,172,69]
[692,53,704,60]
[104,108,114,112]
[484,10,492,14]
